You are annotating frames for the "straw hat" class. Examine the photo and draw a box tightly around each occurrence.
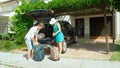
[49,18,57,25]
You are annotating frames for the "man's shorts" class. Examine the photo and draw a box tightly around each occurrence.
[25,38,33,50]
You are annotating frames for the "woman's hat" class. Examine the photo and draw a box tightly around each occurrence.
[49,18,57,25]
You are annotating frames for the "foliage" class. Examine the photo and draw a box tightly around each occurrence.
[48,0,105,12]
[47,0,120,13]
[15,0,120,15]
[15,0,47,14]
[10,13,33,44]
[0,40,25,52]
[108,0,120,11]
[1,32,10,40]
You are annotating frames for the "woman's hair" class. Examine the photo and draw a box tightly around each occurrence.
[38,22,45,28]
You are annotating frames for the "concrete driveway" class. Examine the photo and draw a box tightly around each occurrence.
[0,52,120,68]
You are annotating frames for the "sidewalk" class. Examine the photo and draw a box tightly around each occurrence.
[0,52,120,68]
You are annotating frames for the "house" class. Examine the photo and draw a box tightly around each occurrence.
[0,0,19,35]
[0,0,120,42]
[57,7,120,42]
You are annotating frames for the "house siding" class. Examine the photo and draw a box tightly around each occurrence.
[0,0,19,35]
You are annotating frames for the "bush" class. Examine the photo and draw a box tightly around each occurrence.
[1,32,10,40]
[0,40,26,52]
[10,14,33,44]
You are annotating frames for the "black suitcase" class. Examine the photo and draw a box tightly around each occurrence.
[33,45,45,61]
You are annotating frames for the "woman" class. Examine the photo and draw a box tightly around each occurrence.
[49,18,64,57]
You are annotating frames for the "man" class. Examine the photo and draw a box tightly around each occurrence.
[25,22,44,62]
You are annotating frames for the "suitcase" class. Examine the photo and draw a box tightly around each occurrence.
[47,45,60,61]
[33,45,45,61]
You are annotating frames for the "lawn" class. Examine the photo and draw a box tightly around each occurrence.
[110,41,120,61]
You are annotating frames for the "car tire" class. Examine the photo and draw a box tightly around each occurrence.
[62,41,67,54]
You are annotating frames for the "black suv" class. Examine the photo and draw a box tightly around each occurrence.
[27,9,76,53]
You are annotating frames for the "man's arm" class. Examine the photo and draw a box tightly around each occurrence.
[31,36,39,45]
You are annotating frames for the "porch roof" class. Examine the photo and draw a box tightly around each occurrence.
[54,5,109,16]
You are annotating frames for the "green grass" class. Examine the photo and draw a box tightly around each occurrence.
[0,40,25,52]
[110,41,120,61]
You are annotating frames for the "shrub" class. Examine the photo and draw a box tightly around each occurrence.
[10,14,33,44]
[0,40,26,52]
[1,32,10,40]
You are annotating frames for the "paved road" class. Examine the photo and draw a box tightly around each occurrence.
[0,52,120,68]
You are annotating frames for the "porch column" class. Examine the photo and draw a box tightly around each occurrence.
[84,17,90,39]
[112,11,115,43]
[115,11,120,41]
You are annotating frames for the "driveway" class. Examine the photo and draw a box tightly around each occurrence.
[9,39,116,60]
[0,52,120,68]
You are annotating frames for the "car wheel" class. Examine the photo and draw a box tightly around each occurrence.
[62,41,67,54]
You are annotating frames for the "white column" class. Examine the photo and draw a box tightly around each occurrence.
[115,11,120,40]
[84,17,90,38]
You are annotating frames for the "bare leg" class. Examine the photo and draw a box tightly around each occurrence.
[31,49,34,59]
[27,49,34,62]
[27,50,31,60]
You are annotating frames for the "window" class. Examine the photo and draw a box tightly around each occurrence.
[0,22,8,34]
